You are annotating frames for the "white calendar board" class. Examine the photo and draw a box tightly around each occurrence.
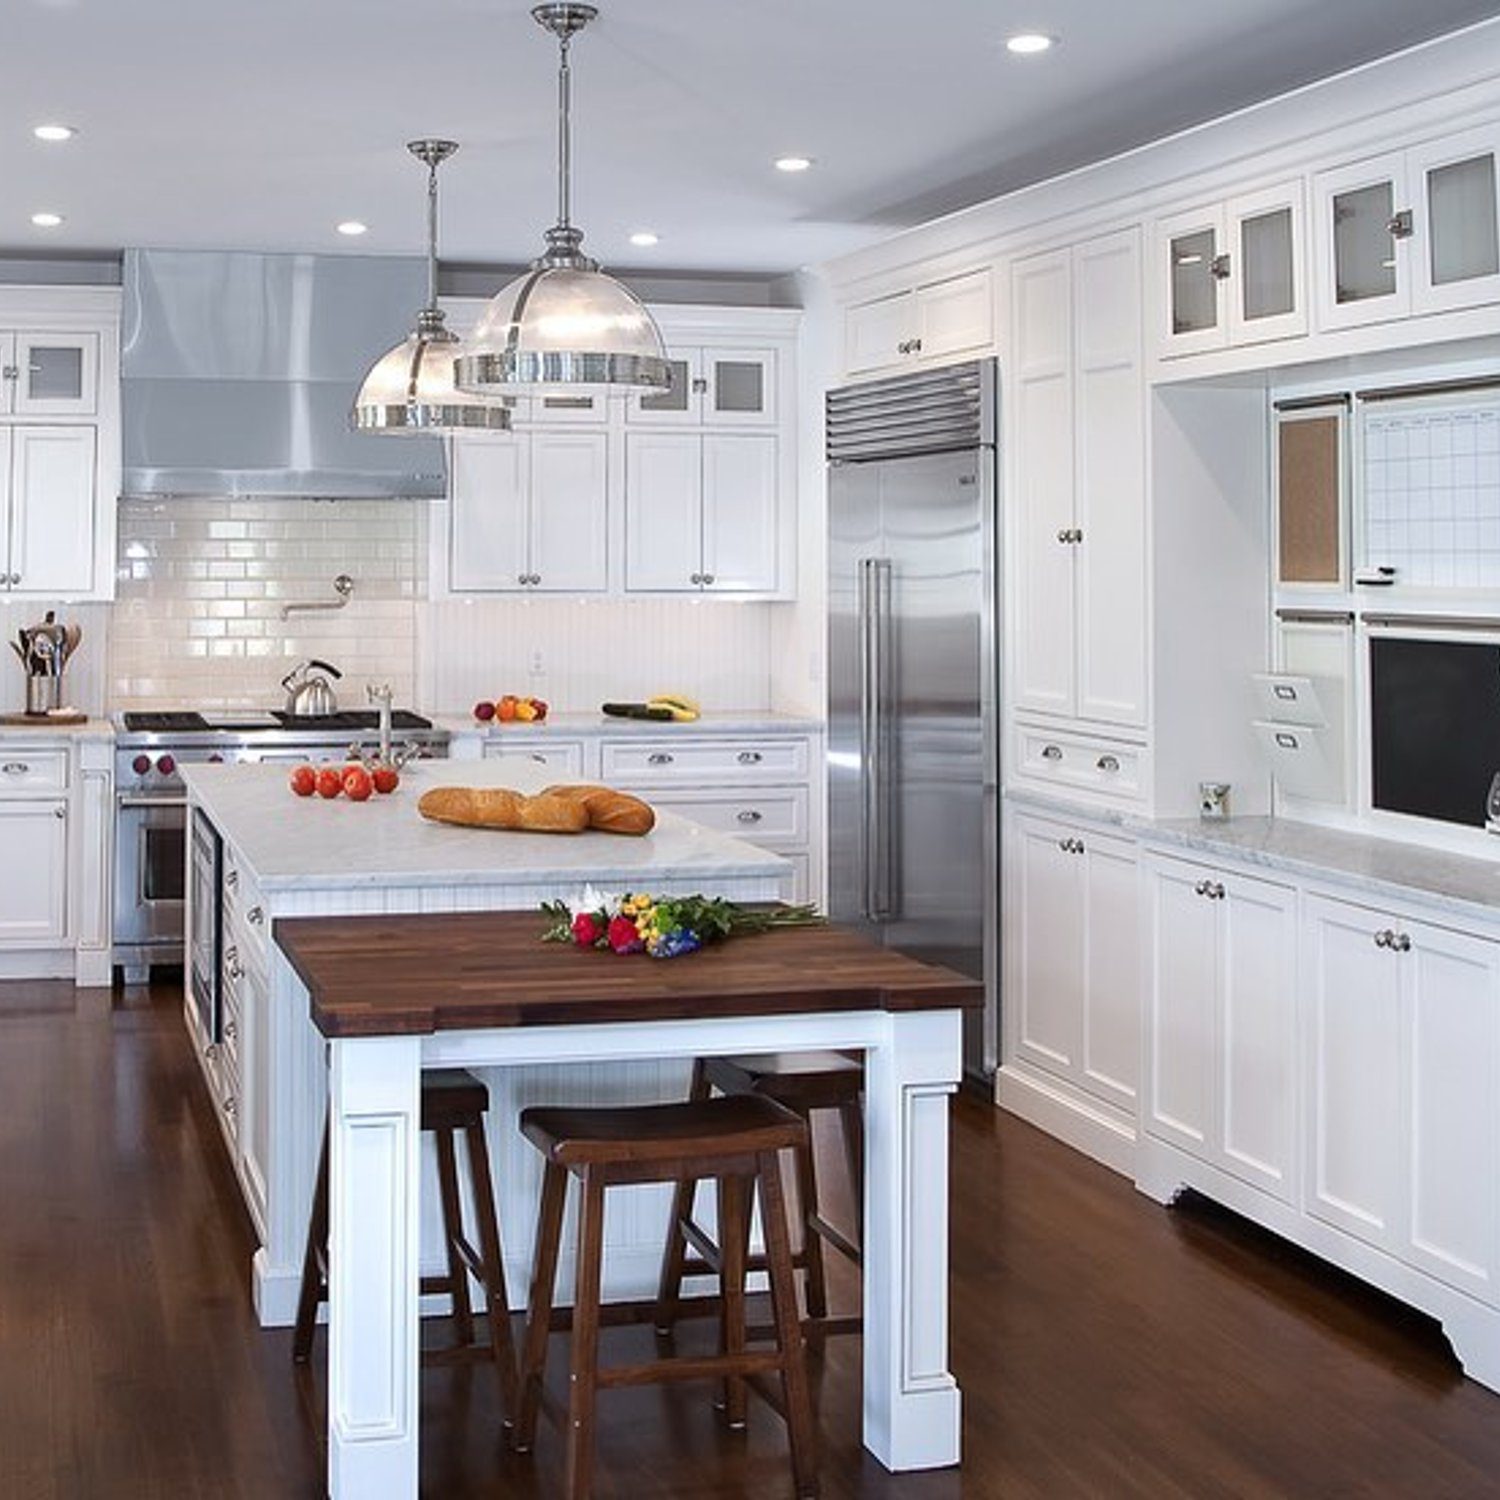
[1362,392,1500,588]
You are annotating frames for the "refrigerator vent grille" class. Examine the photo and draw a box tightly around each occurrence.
[826,360,992,462]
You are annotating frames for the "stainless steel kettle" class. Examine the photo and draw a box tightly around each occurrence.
[280,658,342,717]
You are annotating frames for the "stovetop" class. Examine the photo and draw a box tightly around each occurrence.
[121,710,436,735]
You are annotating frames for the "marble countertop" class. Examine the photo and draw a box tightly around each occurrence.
[0,717,113,743]
[181,759,790,893]
[435,710,823,740]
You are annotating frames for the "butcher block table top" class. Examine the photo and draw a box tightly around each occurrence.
[275,909,983,1039]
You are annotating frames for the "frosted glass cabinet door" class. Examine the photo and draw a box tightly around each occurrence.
[627,350,699,425]
[1314,151,1410,330]
[1228,181,1307,345]
[705,348,777,426]
[1155,206,1225,357]
[1410,125,1500,316]
[12,332,98,416]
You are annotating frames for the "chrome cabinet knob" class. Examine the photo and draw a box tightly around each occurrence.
[1374,929,1391,948]
[223,1095,237,1116]
[53,804,66,819]
[247,906,264,925]
[1209,253,1232,280]
[1387,209,1414,239]
[517,572,528,585]
[225,869,238,889]
[224,1019,238,1043]
[701,573,715,585]
[690,572,703,585]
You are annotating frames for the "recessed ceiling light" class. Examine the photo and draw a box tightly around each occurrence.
[629,230,660,247]
[1006,32,1056,55]
[33,124,77,143]
[30,212,64,228]
[774,155,813,173]
[336,220,368,237]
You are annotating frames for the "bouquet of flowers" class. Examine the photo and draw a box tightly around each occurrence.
[541,885,823,959]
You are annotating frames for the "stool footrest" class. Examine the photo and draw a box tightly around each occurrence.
[596,1349,786,1391]
[807,1213,862,1265]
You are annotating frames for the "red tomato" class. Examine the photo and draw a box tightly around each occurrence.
[343,764,373,802]
[288,763,316,797]
[315,765,342,799]
[371,763,400,795]
[473,700,495,722]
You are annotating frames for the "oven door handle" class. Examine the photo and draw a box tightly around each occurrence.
[117,794,189,810]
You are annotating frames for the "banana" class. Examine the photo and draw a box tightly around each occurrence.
[647,692,701,723]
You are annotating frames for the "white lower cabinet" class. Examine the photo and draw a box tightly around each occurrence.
[0,799,68,943]
[1305,893,1500,1304]
[1143,853,1297,1201]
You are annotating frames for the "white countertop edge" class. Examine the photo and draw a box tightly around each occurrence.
[0,719,114,743]
[434,710,824,740]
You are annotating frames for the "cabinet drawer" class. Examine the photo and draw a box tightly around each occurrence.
[631,785,808,845]
[602,737,809,784]
[482,738,587,777]
[0,748,68,795]
[1016,726,1145,799]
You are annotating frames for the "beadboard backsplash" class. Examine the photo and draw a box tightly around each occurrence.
[106,498,780,714]
[109,498,423,712]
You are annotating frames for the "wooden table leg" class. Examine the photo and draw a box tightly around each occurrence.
[861,1009,963,1471]
[326,1035,422,1499]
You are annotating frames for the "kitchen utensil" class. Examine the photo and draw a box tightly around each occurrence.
[26,676,62,715]
[280,659,343,717]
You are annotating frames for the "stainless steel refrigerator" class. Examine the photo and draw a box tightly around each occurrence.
[826,359,998,1077]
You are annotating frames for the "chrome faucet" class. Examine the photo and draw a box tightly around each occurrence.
[367,681,394,764]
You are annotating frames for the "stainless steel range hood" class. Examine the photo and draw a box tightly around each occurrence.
[121,249,447,500]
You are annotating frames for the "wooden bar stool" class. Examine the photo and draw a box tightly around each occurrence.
[656,1053,864,1341]
[514,1095,819,1500]
[292,1067,519,1425]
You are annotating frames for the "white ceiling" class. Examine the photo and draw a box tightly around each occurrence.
[7,0,1500,276]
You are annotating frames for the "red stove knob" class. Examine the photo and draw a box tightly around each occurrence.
[157,754,176,776]
[132,754,151,776]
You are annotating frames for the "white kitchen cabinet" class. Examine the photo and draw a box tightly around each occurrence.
[1011,227,1147,735]
[627,346,777,428]
[482,738,587,777]
[1314,124,1500,331]
[2,425,97,596]
[1155,180,1307,358]
[624,431,778,594]
[1144,854,1297,1202]
[1305,893,1500,1303]
[843,267,994,377]
[449,430,608,594]
[1009,809,1139,1114]
[1,329,99,417]
[0,799,69,944]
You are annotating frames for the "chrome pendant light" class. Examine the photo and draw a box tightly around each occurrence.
[352,139,512,433]
[453,4,671,393]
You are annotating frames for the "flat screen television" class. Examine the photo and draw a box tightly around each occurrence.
[1370,635,1500,829]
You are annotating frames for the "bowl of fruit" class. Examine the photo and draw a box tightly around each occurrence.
[288,759,401,801]
[474,694,549,725]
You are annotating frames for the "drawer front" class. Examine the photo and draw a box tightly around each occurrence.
[0,748,68,795]
[1016,726,1145,799]
[602,736,809,785]
[482,738,587,777]
[629,784,808,845]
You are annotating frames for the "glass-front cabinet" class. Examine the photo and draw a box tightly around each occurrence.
[1314,125,1500,330]
[626,346,777,427]
[1155,182,1306,357]
[0,331,99,417]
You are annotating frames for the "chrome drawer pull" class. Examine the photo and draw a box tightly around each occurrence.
[2,762,30,775]
[737,750,763,765]
[737,809,763,823]
[1040,744,1062,761]
[247,907,264,925]
[647,752,674,765]
[1096,754,1120,773]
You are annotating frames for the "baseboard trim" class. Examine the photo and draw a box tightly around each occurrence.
[995,1063,1137,1178]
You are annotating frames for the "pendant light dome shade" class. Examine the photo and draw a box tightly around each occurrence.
[453,5,671,394]
[352,139,512,434]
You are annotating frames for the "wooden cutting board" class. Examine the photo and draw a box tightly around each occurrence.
[0,711,89,726]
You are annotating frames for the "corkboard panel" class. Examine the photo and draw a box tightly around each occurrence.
[1278,415,1341,584]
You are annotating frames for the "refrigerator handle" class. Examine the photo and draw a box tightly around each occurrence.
[857,558,875,921]
[870,557,895,921]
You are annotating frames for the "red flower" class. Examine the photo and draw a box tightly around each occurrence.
[571,912,602,948]
[607,914,644,954]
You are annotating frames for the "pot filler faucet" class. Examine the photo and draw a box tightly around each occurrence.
[368,681,394,764]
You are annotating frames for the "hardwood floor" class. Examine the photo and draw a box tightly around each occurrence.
[2,977,1499,1498]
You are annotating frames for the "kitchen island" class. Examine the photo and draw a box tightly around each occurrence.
[179,758,792,1325]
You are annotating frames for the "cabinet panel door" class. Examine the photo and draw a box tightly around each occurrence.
[624,431,703,591]
[1313,150,1410,331]
[705,347,777,427]
[916,269,994,361]
[8,425,95,596]
[12,331,99,416]
[702,433,777,592]
[1305,894,1402,1250]
[1218,874,1297,1199]
[1012,815,1085,1078]
[1010,250,1075,718]
[1155,203,1226,357]
[1081,830,1139,1109]
[1403,917,1500,1302]
[0,333,14,415]
[845,292,913,376]
[528,432,608,592]
[1227,181,1307,345]
[1409,125,1500,317]
[448,433,529,592]
[1073,229,1147,730]
[0,801,68,943]
[1144,858,1217,1154]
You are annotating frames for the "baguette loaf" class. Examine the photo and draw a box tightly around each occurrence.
[542,784,656,836]
[417,786,589,833]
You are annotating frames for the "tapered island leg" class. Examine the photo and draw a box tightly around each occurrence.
[862,1008,964,1470]
[326,1034,422,1499]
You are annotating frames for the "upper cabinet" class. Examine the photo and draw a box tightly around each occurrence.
[1155,180,1307,358]
[2,331,100,417]
[625,347,777,428]
[1314,123,1500,332]
[843,267,994,377]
